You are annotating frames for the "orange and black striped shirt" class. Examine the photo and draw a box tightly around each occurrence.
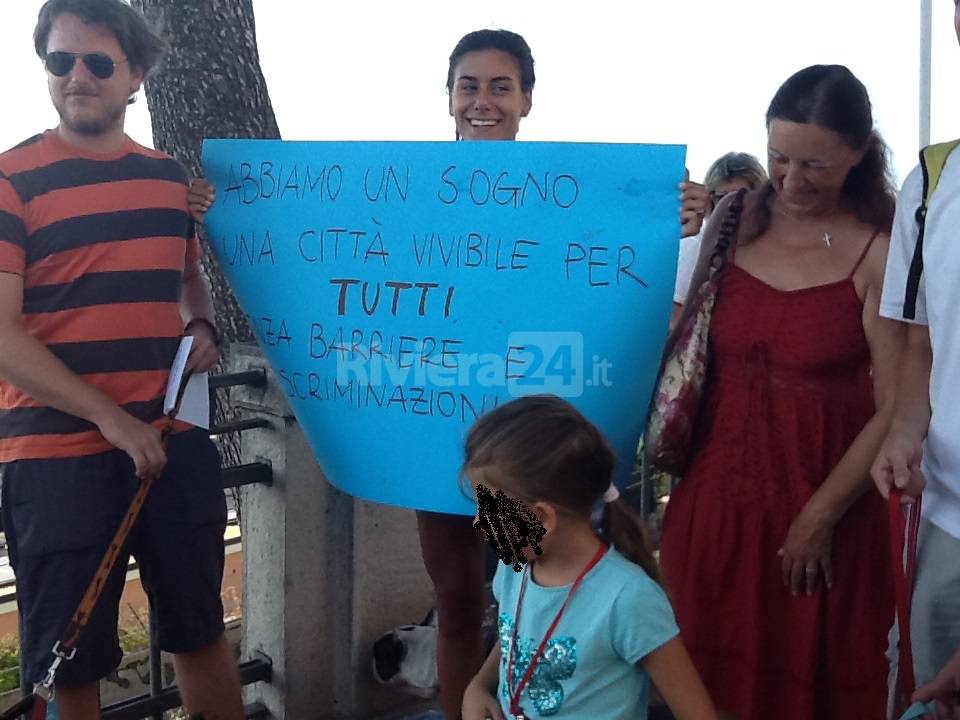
[0,130,200,462]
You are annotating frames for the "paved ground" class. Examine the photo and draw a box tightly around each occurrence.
[369,703,442,720]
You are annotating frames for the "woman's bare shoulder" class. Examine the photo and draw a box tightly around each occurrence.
[856,225,891,285]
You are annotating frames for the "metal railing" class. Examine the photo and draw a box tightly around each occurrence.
[102,369,274,720]
[102,654,273,720]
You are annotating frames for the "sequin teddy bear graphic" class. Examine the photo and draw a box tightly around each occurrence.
[499,615,577,715]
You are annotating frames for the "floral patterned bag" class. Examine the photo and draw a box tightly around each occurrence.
[644,189,745,476]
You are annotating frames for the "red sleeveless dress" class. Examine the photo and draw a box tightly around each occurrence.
[659,236,894,720]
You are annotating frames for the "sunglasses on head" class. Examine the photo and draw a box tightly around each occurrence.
[45,51,126,80]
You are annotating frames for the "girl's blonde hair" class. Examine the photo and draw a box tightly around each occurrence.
[703,152,767,196]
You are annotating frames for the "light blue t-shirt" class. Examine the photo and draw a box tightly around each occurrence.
[492,547,678,719]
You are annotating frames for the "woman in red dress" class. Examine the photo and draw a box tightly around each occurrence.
[659,65,905,720]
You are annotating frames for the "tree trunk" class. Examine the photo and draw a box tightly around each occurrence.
[131,0,280,345]
[130,0,281,468]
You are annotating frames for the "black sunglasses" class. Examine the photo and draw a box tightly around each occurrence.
[45,51,126,80]
[709,190,729,208]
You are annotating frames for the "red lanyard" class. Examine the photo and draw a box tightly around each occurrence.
[507,543,607,717]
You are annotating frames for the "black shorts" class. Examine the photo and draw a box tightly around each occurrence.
[1,428,227,686]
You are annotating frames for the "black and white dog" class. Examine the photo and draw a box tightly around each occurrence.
[371,608,439,698]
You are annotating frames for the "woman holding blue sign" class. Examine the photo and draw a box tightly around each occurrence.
[189,28,708,718]
[659,65,904,720]
[416,30,540,719]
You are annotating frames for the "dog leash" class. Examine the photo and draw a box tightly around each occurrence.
[0,373,193,720]
[889,488,922,720]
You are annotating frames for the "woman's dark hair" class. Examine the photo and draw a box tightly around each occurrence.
[34,0,166,76]
[462,394,659,581]
[446,29,536,94]
[758,64,896,233]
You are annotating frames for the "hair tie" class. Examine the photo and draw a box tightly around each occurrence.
[602,484,620,503]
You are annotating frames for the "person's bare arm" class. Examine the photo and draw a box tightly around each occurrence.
[871,322,932,501]
[669,302,684,333]
[462,643,504,720]
[0,271,166,477]
[913,644,960,718]
[644,637,718,720]
[180,259,220,372]
[680,178,708,238]
[187,178,215,225]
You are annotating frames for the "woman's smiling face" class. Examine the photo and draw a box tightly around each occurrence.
[449,49,532,141]
[766,119,865,217]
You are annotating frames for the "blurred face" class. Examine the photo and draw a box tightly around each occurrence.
[45,13,143,138]
[469,469,546,571]
[449,49,532,141]
[767,119,866,217]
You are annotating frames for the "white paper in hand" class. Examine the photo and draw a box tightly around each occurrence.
[164,336,210,429]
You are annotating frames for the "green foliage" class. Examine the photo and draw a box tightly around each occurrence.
[118,624,150,654]
[0,635,20,693]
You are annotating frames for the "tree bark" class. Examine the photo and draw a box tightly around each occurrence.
[130,0,281,468]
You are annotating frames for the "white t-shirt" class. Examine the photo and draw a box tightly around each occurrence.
[880,150,960,539]
[673,230,702,304]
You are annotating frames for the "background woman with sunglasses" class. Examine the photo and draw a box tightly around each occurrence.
[672,152,767,327]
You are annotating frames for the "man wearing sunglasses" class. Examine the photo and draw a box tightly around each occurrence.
[0,1,243,718]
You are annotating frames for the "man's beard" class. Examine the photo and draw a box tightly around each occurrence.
[55,97,125,137]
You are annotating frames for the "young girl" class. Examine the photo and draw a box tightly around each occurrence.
[461,394,717,720]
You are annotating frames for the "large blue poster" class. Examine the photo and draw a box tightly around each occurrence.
[202,140,684,515]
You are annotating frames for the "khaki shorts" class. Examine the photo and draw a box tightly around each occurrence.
[887,517,960,717]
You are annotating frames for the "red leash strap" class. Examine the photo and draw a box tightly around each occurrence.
[30,696,47,720]
[0,686,47,720]
[889,489,922,717]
